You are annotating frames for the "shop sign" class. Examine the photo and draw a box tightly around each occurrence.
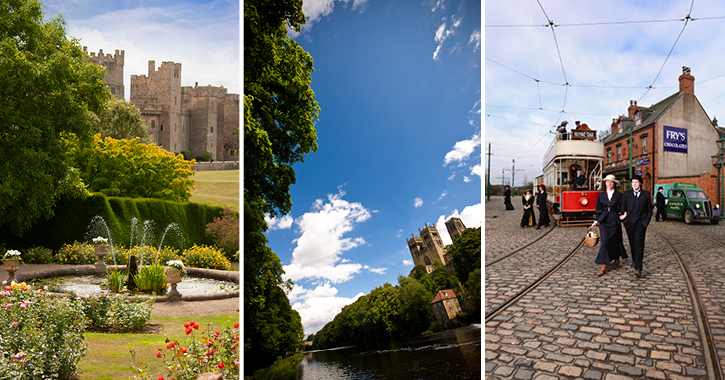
[636,157,650,166]
[663,126,687,153]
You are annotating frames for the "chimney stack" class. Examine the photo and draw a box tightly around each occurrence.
[679,66,694,95]
[628,100,638,118]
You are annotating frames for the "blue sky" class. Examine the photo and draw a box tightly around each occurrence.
[486,0,725,188]
[43,0,239,100]
[263,0,482,335]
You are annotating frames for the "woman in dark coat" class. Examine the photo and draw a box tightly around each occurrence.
[504,185,514,210]
[536,184,550,229]
[521,189,536,227]
[591,175,628,276]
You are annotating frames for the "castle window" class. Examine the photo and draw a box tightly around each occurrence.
[210,126,214,133]
[151,120,155,129]
[161,124,163,131]
[111,88,115,95]
[424,256,432,266]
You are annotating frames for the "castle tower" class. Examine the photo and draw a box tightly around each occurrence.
[181,83,228,160]
[407,222,448,272]
[130,60,183,152]
[445,217,466,242]
[83,47,125,100]
[222,93,240,161]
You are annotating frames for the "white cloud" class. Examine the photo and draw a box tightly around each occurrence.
[470,164,482,178]
[443,131,481,166]
[265,214,294,230]
[414,197,424,208]
[282,189,372,283]
[435,203,483,245]
[403,259,413,266]
[469,29,481,52]
[363,265,387,275]
[448,173,456,181]
[431,0,445,12]
[438,190,448,200]
[299,0,370,33]
[289,283,365,335]
[463,176,471,183]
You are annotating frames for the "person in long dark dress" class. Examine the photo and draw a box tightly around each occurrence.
[535,184,550,229]
[521,189,536,227]
[504,186,515,210]
[591,175,628,276]
[620,175,653,278]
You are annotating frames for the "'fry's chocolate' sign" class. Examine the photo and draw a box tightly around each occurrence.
[663,126,687,153]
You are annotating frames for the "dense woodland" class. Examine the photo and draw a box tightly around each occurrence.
[313,227,481,350]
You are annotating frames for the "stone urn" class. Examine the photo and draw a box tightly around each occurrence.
[166,268,182,300]
[94,245,108,273]
[4,258,19,282]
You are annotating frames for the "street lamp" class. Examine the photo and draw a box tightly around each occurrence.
[717,135,725,217]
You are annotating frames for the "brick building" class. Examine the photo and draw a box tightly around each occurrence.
[602,67,723,204]
[431,289,464,329]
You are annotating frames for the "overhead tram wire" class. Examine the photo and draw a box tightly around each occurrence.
[638,1,696,102]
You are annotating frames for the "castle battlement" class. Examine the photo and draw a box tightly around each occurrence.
[407,218,466,273]
[183,83,228,98]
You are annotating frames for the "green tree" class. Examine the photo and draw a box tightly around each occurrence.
[448,228,482,284]
[66,134,195,201]
[93,99,151,143]
[244,0,319,217]
[244,0,319,374]
[0,0,111,235]
[397,277,434,338]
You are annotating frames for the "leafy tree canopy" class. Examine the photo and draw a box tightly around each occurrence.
[65,134,195,201]
[244,0,319,218]
[93,98,151,143]
[0,0,111,236]
[448,227,482,284]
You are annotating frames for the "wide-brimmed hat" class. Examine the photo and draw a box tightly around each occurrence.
[631,174,643,182]
[524,188,532,194]
[602,174,619,184]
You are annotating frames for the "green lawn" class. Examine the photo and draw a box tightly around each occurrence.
[189,170,239,211]
[78,314,238,380]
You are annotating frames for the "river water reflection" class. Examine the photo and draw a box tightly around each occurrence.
[297,324,481,379]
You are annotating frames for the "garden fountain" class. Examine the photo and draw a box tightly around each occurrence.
[23,216,240,301]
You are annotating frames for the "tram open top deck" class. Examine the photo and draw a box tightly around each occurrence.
[541,131,605,226]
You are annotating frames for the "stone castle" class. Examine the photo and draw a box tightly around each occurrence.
[83,47,239,161]
[407,217,467,273]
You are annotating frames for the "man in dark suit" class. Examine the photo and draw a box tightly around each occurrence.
[571,168,587,190]
[620,175,653,278]
[655,186,667,221]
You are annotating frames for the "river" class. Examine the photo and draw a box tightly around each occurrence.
[296,324,481,379]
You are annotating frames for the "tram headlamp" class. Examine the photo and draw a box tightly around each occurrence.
[580,198,588,206]
[717,204,720,209]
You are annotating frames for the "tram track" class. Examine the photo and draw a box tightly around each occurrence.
[485,236,586,324]
[651,227,724,380]
[485,223,558,267]
[679,223,725,249]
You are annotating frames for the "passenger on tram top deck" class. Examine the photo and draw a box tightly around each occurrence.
[557,121,569,140]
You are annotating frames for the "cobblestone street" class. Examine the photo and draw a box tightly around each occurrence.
[485,196,725,379]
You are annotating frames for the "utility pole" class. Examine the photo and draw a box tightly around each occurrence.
[486,143,492,201]
[501,169,506,187]
[506,159,525,189]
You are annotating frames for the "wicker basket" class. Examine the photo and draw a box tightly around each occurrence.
[585,226,600,247]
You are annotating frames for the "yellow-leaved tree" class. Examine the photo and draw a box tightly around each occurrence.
[67,134,195,201]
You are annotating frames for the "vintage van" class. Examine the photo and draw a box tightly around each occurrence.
[654,182,721,225]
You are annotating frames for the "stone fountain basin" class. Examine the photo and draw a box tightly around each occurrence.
[17,267,239,302]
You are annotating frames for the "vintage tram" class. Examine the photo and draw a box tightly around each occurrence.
[541,125,604,226]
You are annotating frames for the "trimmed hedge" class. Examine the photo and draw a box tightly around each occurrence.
[0,193,223,251]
